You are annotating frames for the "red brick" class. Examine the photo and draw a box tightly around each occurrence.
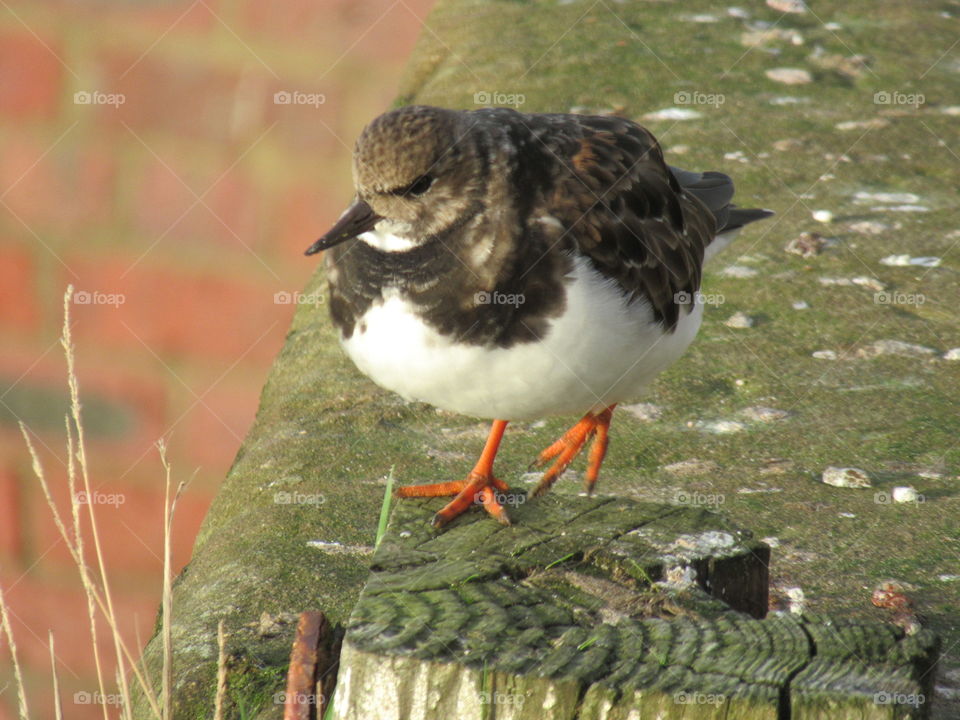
[131,154,202,240]
[94,51,253,142]
[270,184,349,260]
[71,141,119,229]
[0,242,40,332]
[0,465,24,560]
[0,28,63,119]
[178,380,262,471]
[0,344,169,453]
[27,473,211,576]
[0,134,68,230]
[107,0,220,32]
[26,0,218,32]
[0,134,117,234]
[133,157,262,250]
[265,84,352,165]
[63,257,289,363]
[0,565,159,680]
[243,0,434,58]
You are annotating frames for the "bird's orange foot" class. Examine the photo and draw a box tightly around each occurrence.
[530,405,616,498]
[394,419,512,528]
[395,472,511,528]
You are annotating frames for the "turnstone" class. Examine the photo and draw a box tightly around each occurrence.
[306,105,772,528]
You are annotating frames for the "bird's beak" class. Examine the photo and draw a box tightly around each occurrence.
[305,199,383,256]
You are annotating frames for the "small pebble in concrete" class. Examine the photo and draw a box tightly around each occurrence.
[785,231,827,257]
[822,466,872,488]
[892,486,921,503]
[724,311,754,328]
[786,587,806,614]
[767,0,807,13]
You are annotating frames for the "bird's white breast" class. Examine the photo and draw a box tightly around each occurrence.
[339,254,703,421]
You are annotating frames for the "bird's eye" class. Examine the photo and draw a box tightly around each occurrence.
[404,174,434,197]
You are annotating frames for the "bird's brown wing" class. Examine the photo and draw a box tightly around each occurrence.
[542,114,718,330]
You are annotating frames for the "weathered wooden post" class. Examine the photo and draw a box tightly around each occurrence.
[331,494,937,719]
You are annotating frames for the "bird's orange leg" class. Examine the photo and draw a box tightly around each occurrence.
[395,420,511,528]
[530,405,616,498]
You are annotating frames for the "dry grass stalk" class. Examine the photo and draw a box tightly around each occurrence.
[3,283,200,720]
[60,286,134,713]
[49,632,63,720]
[0,581,30,719]
[159,440,185,720]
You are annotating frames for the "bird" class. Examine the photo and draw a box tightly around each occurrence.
[305,104,772,528]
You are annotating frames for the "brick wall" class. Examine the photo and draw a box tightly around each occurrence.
[0,1,434,718]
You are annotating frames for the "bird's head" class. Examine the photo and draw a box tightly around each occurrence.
[306,105,488,255]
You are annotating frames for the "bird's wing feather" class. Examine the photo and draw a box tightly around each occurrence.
[540,114,718,330]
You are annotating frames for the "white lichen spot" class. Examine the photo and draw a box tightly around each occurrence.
[695,419,746,434]
[856,340,937,359]
[741,406,790,422]
[765,67,813,84]
[879,254,941,267]
[621,402,663,422]
[719,264,758,278]
[642,107,703,121]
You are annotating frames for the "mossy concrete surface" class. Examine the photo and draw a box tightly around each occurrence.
[138,0,959,718]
